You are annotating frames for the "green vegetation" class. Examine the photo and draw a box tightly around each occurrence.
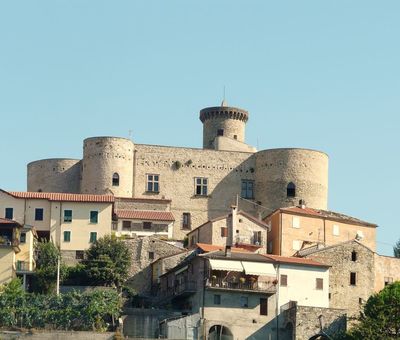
[84,235,131,289]
[394,239,400,258]
[0,278,122,331]
[345,281,400,339]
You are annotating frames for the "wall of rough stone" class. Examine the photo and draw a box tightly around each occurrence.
[114,197,171,211]
[374,254,400,292]
[134,144,255,239]
[27,159,81,193]
[285,305,346,340]
[124,236,184,295]
[0,331,115,340]
[255,148,329,213]
[81,137,134,197]
[305,241,375,320]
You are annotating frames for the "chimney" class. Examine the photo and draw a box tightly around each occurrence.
[298,199,306,209]
[225,245,232,257]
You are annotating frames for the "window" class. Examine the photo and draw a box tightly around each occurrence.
[182,213,191,230]
[5,208,13,220]
[90,211,98,224]
[143,222,152,229]
[35,208,44,221]
[333,224,340,236]
[241,180,254,199]
[76,251,84,260]
[63,231,71,242]
[292,240,301,251]
[267,241,273,254]
[260,298,268,315]
[195,177,208,196]
[217,129,224,136]
[221,227,228,237]
[292,217,300,229]
[122,221,131,230]
[89,232,97,243]
[351,251,357,262]
[64,210,72,223]
[149,252,154,260]
[350,272,357,286]
[280,274,288,287]
[20,232,26,244]
[316,278,323,290]
[233,134,238,140]
[240,296,248,308]
[287,182,296,197]
[146,174,159,192]
[214,294,221,305]
[253,231,262,245]
[384,277,393,286]
[112,173,120,186]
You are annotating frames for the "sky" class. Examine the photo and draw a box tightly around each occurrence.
[0,1,399,255]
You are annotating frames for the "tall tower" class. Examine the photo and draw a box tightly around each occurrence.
[200,100,250,150]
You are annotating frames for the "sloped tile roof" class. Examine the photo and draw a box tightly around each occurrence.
[195,243,251,253]
[115,209,175,221]
[4,190,114,203]
[262,254,330,268]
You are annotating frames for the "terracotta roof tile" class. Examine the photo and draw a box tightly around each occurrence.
[115,210,175,221]
[195,243,250,253]
[262,254,329,267]
[0,218,22,227]
[5,190,114,203]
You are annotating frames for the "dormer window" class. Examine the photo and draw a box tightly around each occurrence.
[112,173,120,186]
[287,182,296,198]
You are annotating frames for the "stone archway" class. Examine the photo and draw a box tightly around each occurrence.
[208,325,233,340]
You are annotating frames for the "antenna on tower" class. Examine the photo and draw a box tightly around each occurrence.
[221,86,228,107]
[128,129,133,139]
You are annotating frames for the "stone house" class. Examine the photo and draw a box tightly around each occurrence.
[186,206,269,253]
[264,204,377,257]
[155,249,344,339]
[299,239,400,321]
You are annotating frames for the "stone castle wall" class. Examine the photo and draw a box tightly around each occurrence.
[133,144,255,239]
[81,136,134,197]
[255,148,329,213]
[27,158,81,193]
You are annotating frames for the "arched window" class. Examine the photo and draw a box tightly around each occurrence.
[287,182,296,198]
[112,173,120,186]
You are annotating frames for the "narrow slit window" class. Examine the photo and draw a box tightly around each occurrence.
[287,182,296,198]
[112,173,120,186]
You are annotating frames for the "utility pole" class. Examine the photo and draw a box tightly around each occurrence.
[56,255,60,296]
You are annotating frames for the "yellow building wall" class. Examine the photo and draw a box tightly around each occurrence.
[0,248,15,285]
[15,229,35,271]
[0,191,25,224]
[374,254,400,292]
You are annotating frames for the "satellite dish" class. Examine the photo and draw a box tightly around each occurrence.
[355,231,364,240]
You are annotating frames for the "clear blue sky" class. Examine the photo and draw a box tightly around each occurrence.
[0,1,399,255]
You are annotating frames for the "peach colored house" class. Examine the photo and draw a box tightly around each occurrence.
[264,205,377,257]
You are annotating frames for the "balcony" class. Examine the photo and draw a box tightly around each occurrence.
[206,276,276,294]
[158,281,197,303]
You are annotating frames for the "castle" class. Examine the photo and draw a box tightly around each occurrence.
[27,101,328,239]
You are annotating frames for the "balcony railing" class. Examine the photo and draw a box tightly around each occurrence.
[15,261,32,272]
[206,277,276,294]
[158,281,197,302]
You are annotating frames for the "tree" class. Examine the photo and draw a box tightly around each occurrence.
[84,235,131,289]
[32,241,66,294]
[347,281,400,339]
[394,239,400,258]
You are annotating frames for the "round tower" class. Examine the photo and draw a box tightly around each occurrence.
[255,148,329,212]
[200,100,249,149]
[81,137,134,197]
[27,158,81,193]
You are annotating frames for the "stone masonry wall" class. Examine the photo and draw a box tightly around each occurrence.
[134,144,255,239]
[124,236,184,296]
[305,241,375,321]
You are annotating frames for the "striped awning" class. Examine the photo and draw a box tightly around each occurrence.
[242,262,276,276]
[209,259,244,272]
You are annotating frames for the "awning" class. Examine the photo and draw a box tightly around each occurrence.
[209,259,244,272]
[242,262,276,276]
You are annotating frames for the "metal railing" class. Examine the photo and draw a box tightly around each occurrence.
[206,277,276,293]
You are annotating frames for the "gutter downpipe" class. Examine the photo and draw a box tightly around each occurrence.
[279,212,283,255]
[202,258,206,340]
[276,263,280,340]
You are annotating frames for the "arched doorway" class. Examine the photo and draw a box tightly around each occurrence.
[208,325,233,340]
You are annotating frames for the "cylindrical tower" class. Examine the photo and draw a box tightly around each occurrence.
[200,101,249,149]
[81,137,134,197]
[255,148,328,212]
[27,158,81,193]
